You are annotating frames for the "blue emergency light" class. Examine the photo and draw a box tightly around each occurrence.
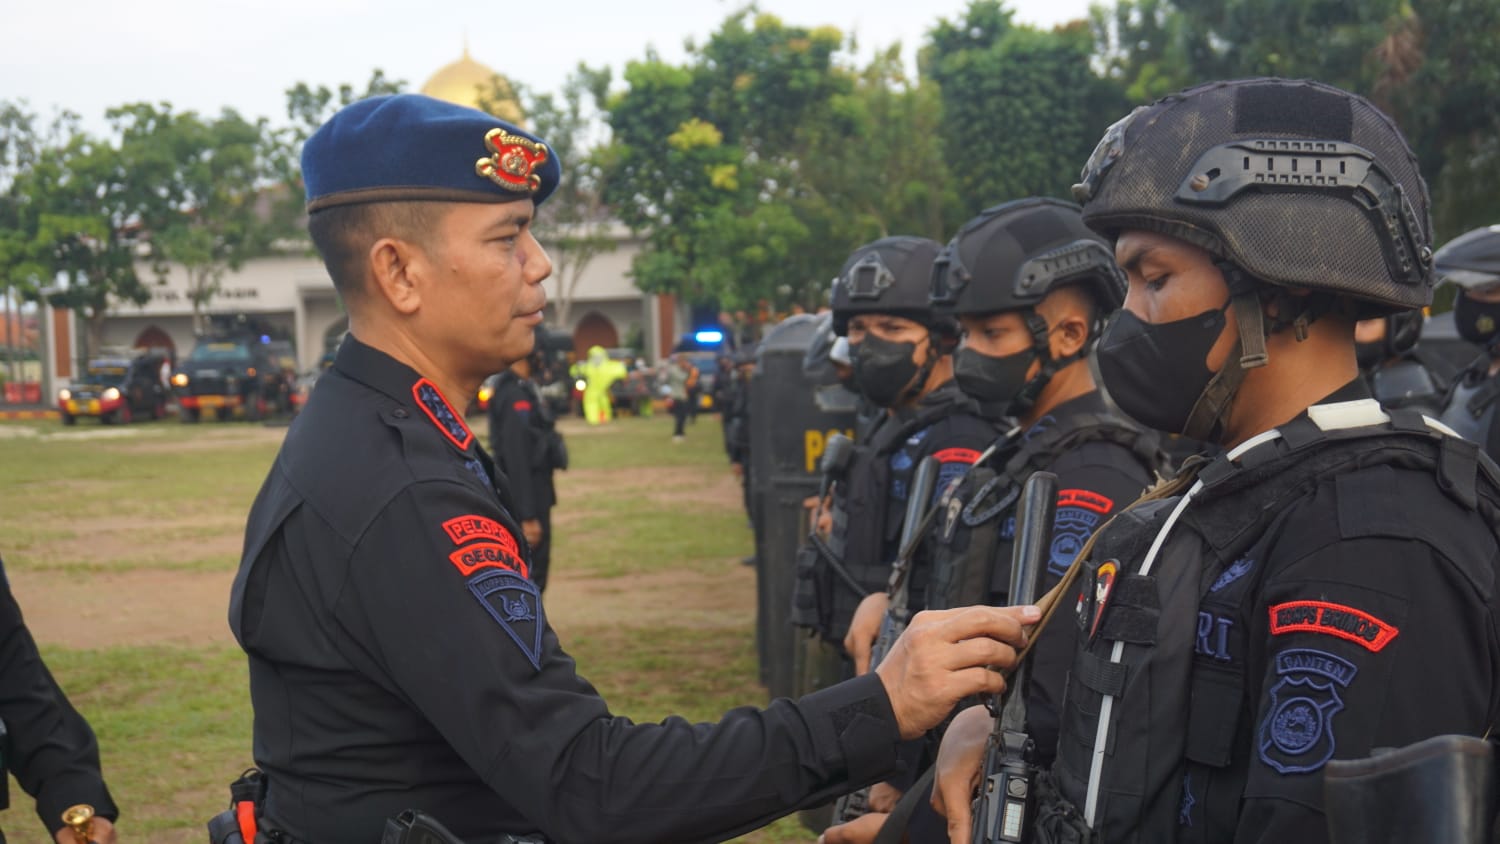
[694,329,725,344]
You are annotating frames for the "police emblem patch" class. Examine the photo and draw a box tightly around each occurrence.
[475,128,550,194]
[1210,556,1255,592]
[412,378,473,450]
[1049,505,1103,576]
[1257,648,1356,774]
[468,569,545,670]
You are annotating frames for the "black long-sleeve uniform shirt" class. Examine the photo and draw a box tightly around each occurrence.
[229,337,904,844]
[0,558,118,841]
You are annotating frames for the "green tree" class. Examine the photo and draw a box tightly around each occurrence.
[109,103,293,334]
[926,2,1125,214]
[14,129,154,360]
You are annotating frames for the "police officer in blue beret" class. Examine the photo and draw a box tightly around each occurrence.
[225,94,1039,844]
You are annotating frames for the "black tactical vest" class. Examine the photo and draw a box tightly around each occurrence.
[1039,405,1500,844]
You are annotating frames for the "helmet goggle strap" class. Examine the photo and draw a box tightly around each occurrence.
[930,246,970,306]
[1181,263,1271,442]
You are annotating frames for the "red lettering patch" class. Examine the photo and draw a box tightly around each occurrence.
[442,515,507,545]
[513,400,533,412]
[932,448,982,464]
[448,541,529,578]
[1269,600,1399,652]
[1059,488,1115,514]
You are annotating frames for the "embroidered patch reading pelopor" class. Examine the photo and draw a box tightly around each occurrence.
[1269,600,1399,652]
[1258,648,1356,774]
[442,515,507,545]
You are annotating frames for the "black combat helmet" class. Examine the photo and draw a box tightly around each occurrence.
[932,197,1124,318]
[830,236,952,337]
[1075,78,1434,315]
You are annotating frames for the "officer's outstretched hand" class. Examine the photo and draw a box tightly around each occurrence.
[928,703,994,844]
[874,605,1037,740]
[846,592,890,675]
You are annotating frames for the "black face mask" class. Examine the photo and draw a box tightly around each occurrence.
[851,335,924,408]
[1455,295,1500,348]
[1096,301,1229,435]
[1355,341,1386,371]
[954,346,1035,411]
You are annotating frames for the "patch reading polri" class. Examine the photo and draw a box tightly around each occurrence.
[1258,648,1356,774]
[468,569,544,670]
[1268,600,1399,652]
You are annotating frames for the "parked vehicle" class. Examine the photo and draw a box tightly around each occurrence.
[58,350,172,425]
[172,336,289,422]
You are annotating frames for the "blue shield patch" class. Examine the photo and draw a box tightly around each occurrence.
[1258,648,1357,774]
[468,569,544,670]
[1048,506,1101,576]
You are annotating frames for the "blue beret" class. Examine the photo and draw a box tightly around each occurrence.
[302,94,561,212]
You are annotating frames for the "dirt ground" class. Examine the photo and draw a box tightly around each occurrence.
[12,418,755,650]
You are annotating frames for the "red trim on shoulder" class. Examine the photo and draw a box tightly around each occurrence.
[1059,488,1115,515]
[513,400,533,412]
[1269,600,1399,652]
[411,377,474,451]
[932,447,982,464]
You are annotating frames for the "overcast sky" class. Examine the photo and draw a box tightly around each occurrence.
[2,0,1095,130]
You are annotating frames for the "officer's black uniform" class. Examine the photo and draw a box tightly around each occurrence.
[979,391,1157,765]
[812,381,996,646]
[230,337,908,844]
[1053,381,1500,842]
[721,367,753,518]
[0,557,118,842]
[487,370,559,590]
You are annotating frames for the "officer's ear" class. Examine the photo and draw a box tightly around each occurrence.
[367,236,426,316]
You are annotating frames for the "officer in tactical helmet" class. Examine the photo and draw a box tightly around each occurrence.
[931,78,1500,844]
[1437,225,1500,459]
[827,200,1168,844]
[1354,309,1453,416]
[844,198,1164,749]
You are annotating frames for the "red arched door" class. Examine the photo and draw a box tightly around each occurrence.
[133,326,176,362]
[572,312,619,357]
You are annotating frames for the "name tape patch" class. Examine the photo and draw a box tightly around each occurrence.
[1269,600,1399,652]
[442,515,507,545]
[449,541,529,579]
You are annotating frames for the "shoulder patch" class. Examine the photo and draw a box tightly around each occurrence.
[1049,505,1104,576]
[1058,488,1115,515]
[1258,648,1356,774]
[467,570,544,670]
[932,447,982,464]
[412,378,474,451]
[449,541,529,579]
[442,514,507,545]
[1269,600,1399,652]
[513,399,533,413]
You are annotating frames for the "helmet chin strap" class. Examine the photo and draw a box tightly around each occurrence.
[1181,262,1272,442]
[896,332,941,408]
[1007,309,1090,418]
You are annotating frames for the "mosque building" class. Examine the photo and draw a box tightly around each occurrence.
[54,47,680,391]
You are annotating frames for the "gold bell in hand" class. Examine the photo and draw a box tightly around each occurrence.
[61,804,94,844]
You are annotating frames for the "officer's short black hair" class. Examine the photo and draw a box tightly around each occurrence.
[307,201,448,303]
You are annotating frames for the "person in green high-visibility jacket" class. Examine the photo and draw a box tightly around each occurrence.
[574,345,626,425]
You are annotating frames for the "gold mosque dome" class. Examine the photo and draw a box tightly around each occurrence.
[421,44,525,125]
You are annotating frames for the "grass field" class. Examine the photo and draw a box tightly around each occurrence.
[0,412,816,842]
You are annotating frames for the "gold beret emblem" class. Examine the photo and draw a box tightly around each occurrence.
[475,128,549,194]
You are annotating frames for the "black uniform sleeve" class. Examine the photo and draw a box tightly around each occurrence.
[1027,449,1153,767]
[1235,466,1500,843]
[0,565,118,834]
[335,480,904,844]
[489,381,540,521]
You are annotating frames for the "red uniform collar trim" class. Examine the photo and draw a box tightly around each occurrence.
[412,378,474,451]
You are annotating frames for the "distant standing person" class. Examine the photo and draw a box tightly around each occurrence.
[488,353,565,590]
[666,353,697,442]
